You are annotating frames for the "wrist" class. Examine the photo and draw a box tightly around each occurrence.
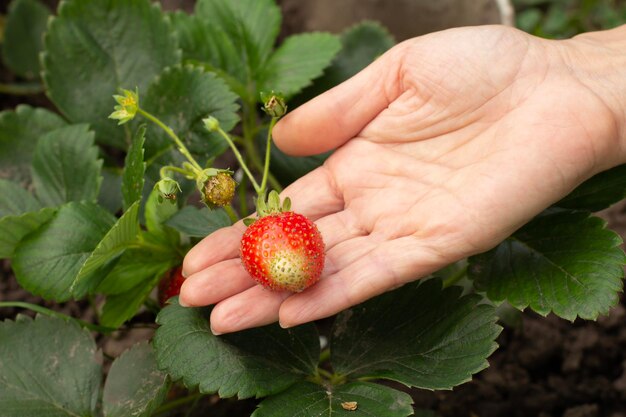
[559,25,626,165]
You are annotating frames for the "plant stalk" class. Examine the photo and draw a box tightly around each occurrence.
[137,108,203,173]
[0,82,44,95]
[152,393,205,416]
[442,265,469,288]
[224,205,239,224]
[260,117,278,195]
[216,126,261,193]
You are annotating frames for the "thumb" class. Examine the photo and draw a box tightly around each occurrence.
[272,45,405,156]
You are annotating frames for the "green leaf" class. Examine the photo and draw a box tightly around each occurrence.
[0,315,101,417]
[72,201,141,298]
[122,126,146,211]
[258,33,341,97]
[103,342,169,417]
[100,271,164,328]
[331,279,501,390]
[32,124,103,207]
[99,168,123,214]
[470,211,626,321]
[142,65,239,159]
[0,179,40,218]
[144,189,179,246]
[154,300,319,398]
[41,0,180,148]
[195,0,281,80]
[169,11,246,90]
[165,206,231,237]
[12,202,116,301]
[293,21,395,106]
[0,105,67,184]
[1,0,51,79]
[252,381,414,417]
[516,8,543,33]
[269,145,330,186]
[97,248,179,295]
[0,208,56,259]
[555,164,626,211]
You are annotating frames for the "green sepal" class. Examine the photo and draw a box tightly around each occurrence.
[255,190,288,218]
[281,197,291,212]
[260,91,287,118]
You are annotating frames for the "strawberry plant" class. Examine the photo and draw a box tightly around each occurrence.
[0,0,625,416]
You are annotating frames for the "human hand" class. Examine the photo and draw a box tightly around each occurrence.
[180,25,626,334]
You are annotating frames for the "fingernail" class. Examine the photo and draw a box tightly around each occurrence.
[210,326,222,336]
[178,297,190,307]
[181,269,188,278]
[279,321,292,329]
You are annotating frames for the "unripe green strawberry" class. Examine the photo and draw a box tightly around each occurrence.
[203,172,236,207]
[240,212,325,292]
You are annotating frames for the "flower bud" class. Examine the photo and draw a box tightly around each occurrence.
[203,172,236,207]
[154,177,181,203]
[261,91,287,118]
[203,116,220,132]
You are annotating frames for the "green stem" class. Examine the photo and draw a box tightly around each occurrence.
[137,108,203,173]
[130,238,181,256]
[0,82,44,95]
[152,393,205,416]
[159,165,195,179]
[354,376,379,382]
[184,395,202,417]
[318,348,331,364]
[0,302,114,333]
[216,126,261,193]
[442,265,469,288]
[260,117,278,195]
[143,298,161,315]
[317,368,333,379]
[241,138,282,193]
[224,205,239,224]
[238,174,249,217]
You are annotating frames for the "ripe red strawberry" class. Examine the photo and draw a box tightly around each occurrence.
[158,266,186,306]
[240,211,325,292]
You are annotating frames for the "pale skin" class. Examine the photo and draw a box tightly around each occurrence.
[180,25,626,335]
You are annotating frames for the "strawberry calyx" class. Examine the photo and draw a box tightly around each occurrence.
[253,190,291,219]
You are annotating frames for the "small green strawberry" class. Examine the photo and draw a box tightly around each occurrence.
[203,172,236,207]
[240,192,324,292]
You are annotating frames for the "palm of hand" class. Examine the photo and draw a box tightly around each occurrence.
[181,26,617,334]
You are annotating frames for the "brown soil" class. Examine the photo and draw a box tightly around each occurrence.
[408,205,626,417]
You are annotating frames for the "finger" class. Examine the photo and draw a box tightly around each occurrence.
[209,285,290,334]
[272,44,405,156]
[183,166,342,278]
[281,166,344,219]
[179,259,255,307]
[279,236,448,328]
[182,223,246,277]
